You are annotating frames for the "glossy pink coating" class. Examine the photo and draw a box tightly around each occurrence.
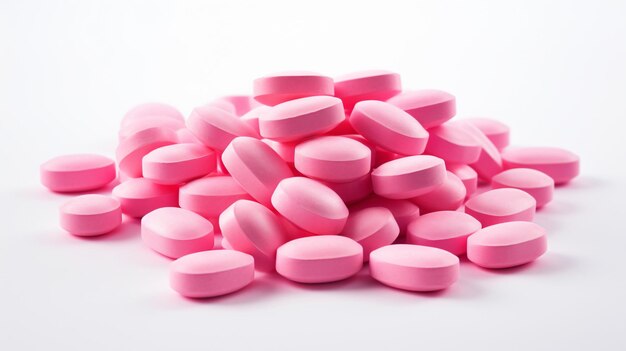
[464,188,536,227]
[253,71,334,106]
[207,95,260,116]
[262,139,296,164]
[371,155,446,199]
[349,100,429,155]
[447,163,478,197]
[121,102,184,128]
[412,171,466,213]
[424,122,482,164]
[186,105,259,151]
[112,178,178,218]
[271,177,349,235]
[59,195,121,236]
[334,70,402,111]
[369,244,459,291]
[406,211,481,256]
[501,147,580,184]
[294,136,371,182]
[41,154,116,192]
[179,175,253,221]
[116,127,178,178]
[492,168,554,208]
[341,207,399,261]
[240,106,270,134]
[170,250,254,298]
[275,236,363,283]
[118,115,185,141]
[386,90,456,129]
[259,96,345,142]
[451,120,503,181]
[142,143,217,185]
[467,221,547,269]
[352,196,420,235]
[319,173,372,205]
[465,117,510,150]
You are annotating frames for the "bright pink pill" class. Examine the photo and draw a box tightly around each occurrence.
[447,163,478,198]
[386,90,456,129]
[501,147,580,184]
[294,136,371,182]
[451,120,503,181]
[406,211,481,256]
[341,207,399,261]
[319,173,373,205]
[369,244,459,291]
[492,168,554,208]
[334,70,402,111]
[262,138,296,164]
[352,196,420,235]
[59,194,122,236]
[411,171,466,213]
[175,128,202,144]
[116,127,178,178]
[121,102,184,128]
[464,188,536,227]
[371,155,446,199]
[464,117,510,151]
[272,177,349,235]
[112,178,178,218]
[41,154,116,192]
[179,175,253,221]
[424,122,481,164]
[142,143,217,185]
[170,250,254,298]
[467,221,547,269]
[207,95,260,117]
[253,71,334,106]
[187,105,259,151]
[118,115,185,141]
[275,235,363,283]
[240,106,270,135]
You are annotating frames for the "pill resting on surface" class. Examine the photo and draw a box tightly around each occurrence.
[406,211,481,256]
[501,146,580,184]
[112,178,179,218]
[491,168,554,208]
[464,188,536,227]
[41,154,116,193]
[59,194,122,236]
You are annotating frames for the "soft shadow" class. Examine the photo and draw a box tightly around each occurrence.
[461,252,576,278]
[180,273,281,305]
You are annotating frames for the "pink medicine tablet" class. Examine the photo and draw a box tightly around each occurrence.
[501,147,580,184]
[406,211,481,256]
[386,90,456,129]
[121,102,184,128]
[142,143,217,185]
[341,207,399,261]
[207,95,259,117]
[275,235,363,283]
[464,188,536,227]
[170,250,254,298]
[253,71,334,106]
[349,100,429,156]
[272,177,349,235]
[112,178,178,218]
[41,154,116,192]
[451,120,503,181]
[446,163,478,198]
[294,136,371,182]
[262,138,296,164]
[187,105,259,151]
[369,244,459,291]
[334,70,402,111]
[411,171,466,213]
[179,176,253,221]
[240,106,270,135]
[467,221,547,269]
[352,196,420,235]
[464,117,510,150]
[258,96,345,142]
[492,168,554,208]
[59,194,122,236]
[319,174,372,205]
[424,122,482,164]
[118,115,185,141]
[371,155,446,199]
[116,127,178,178]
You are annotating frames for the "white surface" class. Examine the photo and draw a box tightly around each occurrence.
[1,0,625,350]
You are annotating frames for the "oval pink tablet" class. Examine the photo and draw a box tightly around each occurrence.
[492,168,554,208]
[411,171,466,213]
[272,177,349,235]
[406,211,481,255]
[464,188,536,227]
[334,70,402,111]
[116,127,178,178]
[275,236,363,283]
[41,154,116,192]
[319,173,373,205]
[207,95,259,116]
[369,244,459,291]
[253,71,334,106]
[240,106,270,135]
[350,100,429,155]
[170,250,254,298]
[341,207,399,261]
[424,122,482,164]
[386,90,456,129]
[186,105,259,151]
[352,196,420,235]
[59,194,122,236]
[464,117,510,150]
[179,175,253,220]
[467,221,547,269]
[371,155,446,199]
[118,115,185,141]
[142,143,217,185]
[294,136,371,182]
[175,128,202,144]
[112,178,179,218]
[501,147,580,184]
[121,102,184,128]
[450,120,503,181]
[262,139,297,164]
[446,163,478,197]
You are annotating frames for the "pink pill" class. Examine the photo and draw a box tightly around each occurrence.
[371,155,446,199]
[118,115,185,141]
[222,136,294,206]
[451,120,503,181]
[116,127,178,178]
[492,168,554,208]
[112,178,178,218]
[501,147,580,184]
[170,250,254,298]
[319,173,373,205]
[352,196,420,235]
[350,100,429,155]
[175,128,203,144]
[179,175,253,220]
[334,70,402,111]
[41,154,116,192]
[411,171,466,213]
[272,177,349,235]
[262,138,296,164]
[294,136,371,182]
[386,90,456,129]
[187,105,259,151]
[275,235,363,283]
[446,163,478,197]
[142,143,217,185]
[464,188,536,227]
[341,134,378,167]
[59,194,122,236]
[240,106,270,135]
[207,95,260,117]
[121,102,184,128]
[467,221,547,269]
[258,96,345,142]
[464,117,510,151]
[253,71,334,106]
[341,207,399,261]
[424,122,482,164]
[374,147,399,167]
[369,244,459,291]
[406,211,481,256]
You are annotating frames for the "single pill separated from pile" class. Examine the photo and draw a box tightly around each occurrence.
[467,221,547,269]
[334,70,402,111]
[187,105,259,151]
[451,120,503,181]
[464,117,510,150]
[275,235,363,283]
[59,194,122,236]
[41,154,116,192]
[386,90,456,129]
[112,178,179,218]
[369,244,459,291]
[492,168,554,208]
[501,146,580,184]
[352,196,420,235]
[294,136,371,182]
[411,171,466,213]
[319,173,373,205]
[253,71,334,106]
[179,175,253,222]
[464,188,536,227]
[341,207,399,261]
[446,163,478,197]
[116,127,178,178]
[121,102,184,128]
[424,122,482,164]
[371,155,446,199]
[406,211,481,255]
[142,143,217,185]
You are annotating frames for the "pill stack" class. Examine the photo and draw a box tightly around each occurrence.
[41,70,580,298]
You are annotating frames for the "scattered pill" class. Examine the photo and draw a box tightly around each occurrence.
[501,146,580,184]
[411,171,466,213]
[294,136,371,182]
[41,154,116,192]
[253,71,334,106]
[464,117,510,151]
[387,90,456,129]
[341,207,399,261]
[59,194,122,236]
[334,70,402,111]
[492,168,554,208]
[464,188,536,227]
[112,178,179,218]
[142,143,217,185]
[371,155,446,199]
[406,211,481,255]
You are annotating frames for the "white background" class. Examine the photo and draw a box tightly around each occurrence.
[1,0,625,350]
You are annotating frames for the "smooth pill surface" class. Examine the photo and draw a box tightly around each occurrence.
[341,207,399,261]
[406,211,481,255]
[116,127,178,178]
[294,136,371,182]
[464,188,536,227]
[424,122,482,164]
[464,117,510,150]
[253,71,334,106]
[262,139,296,164]
[451,120,503,181]
[121,102,184,128]
[240,106,270,134]
[207,95,259,116]
[501,147,580,184]
[142,143,217,185]
[319,173,372,205]
[187,105,259,151]
[119,115,185,141]
[492,168,554,207]
[387,90,456,129]
[352,196,420,235]
[447,163,478,197]
[334,70,402,111]
[112,178,179,218]
[41,154,116,192]
[371,155,446,199]
[179,176,253,220]
[411,171,466,213]
[59,194,122,236]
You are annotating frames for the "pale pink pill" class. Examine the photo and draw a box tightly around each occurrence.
[386,90,456,129]
[170,250,254,298]
[350,100,429,155]
[222,136,294,206]
[240,106,270,135]
[116,127,178,178]
[272,177,349,235]
[492,168,554,208]
[275,236,363,283]
[341,134,377,167]
[467,221,547,269]
[371,155,446,199]
[258,96,345,142]
[207,95,260,116]
[406,211,481,256]
[412,171,466,213]
[187,105,259,151]
[41,154,116,192]
[334,70,402,111]
[253,71,334,106]
[121,102,184,128]
[451,120,503,181]
[112,178,178,218]
[447,163,478,197]
[424,122,482,164]
[341,207,399,261]
[142,143,216,185]
[464,188,536,227]
[352,196,420,235]
[369,244,459,291]
[179,175,253,220]
[501,147,580,184]
[59,194,122,236]
[464,117,510,151]
[319,173,373,205]
[175,128,203,144]
[294,136,371,182]
[262,139,296,164]
[118,115,185,141]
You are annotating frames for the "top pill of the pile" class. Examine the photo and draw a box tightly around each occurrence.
[253,71,334,106]
[387,90,456,129]
[334,70,402,111]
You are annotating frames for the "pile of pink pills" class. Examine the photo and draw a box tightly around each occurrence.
[41,70,580,298]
